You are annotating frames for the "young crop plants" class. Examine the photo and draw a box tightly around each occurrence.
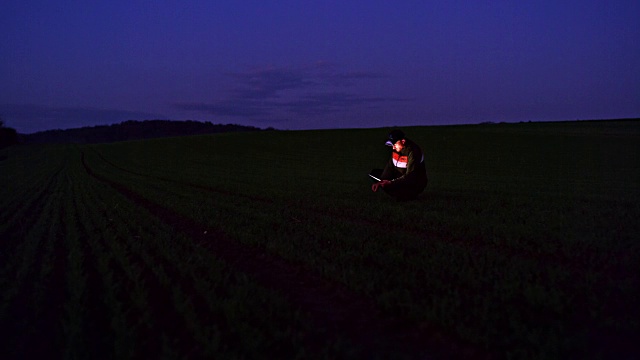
[1,145,355,359]
[1,120,638,359]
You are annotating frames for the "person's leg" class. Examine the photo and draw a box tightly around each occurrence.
[382,183,425,201]
[386,187,419,201]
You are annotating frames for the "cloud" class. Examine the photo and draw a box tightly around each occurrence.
[175,64,408,121]
[174,100,269,117]
[0,104,162,133]
[336,71,388,79]
[285,93,408,116]
[228,67,314,100]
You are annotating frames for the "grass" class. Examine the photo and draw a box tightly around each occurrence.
[1,119,639,359]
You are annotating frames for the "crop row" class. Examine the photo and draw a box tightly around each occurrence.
[0,145,356,359]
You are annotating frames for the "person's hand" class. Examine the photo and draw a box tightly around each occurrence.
[371,180,391,192]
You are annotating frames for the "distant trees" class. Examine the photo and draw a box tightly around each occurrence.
[22,120,267,144]
[0,117,19,149]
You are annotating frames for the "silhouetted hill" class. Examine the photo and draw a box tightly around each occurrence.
[22,120,271,144]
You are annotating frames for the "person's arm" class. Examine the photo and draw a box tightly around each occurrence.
[380,158,394,180]
[371,179,392,192]
[386,148,421,189]
[372,158,395,192]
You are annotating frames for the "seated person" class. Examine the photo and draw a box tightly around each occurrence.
[370,129,428,201]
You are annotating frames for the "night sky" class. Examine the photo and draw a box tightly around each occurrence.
[2,1,639,134]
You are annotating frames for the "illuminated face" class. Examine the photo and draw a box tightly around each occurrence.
[393,139,405,152]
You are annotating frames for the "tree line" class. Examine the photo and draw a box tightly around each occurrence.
[0,119,19,149]
[21,120,271,144]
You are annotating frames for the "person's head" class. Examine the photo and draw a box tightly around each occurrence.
[385,129,406,152]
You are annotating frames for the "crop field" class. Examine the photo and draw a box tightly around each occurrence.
[1,120,639,359]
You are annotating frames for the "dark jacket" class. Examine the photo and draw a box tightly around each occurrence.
[381,138,428,192]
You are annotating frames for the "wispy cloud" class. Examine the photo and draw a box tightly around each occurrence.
[0,104,162,133]
[229,67,314,100]
[175,100,269,117]
[175,63,408,122]
[285,93,408,116]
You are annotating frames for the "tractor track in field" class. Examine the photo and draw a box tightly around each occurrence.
[85,147,639,358]
[85,148,640,347]
[81,156,492,359]
[88,148,630,288]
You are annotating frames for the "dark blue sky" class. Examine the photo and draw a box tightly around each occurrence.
[2,1,639,133]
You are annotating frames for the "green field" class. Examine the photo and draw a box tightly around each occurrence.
[1,120,639,359]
